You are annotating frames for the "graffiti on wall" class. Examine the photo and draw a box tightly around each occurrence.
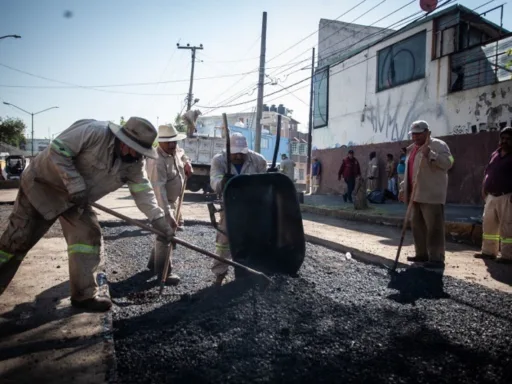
[364,80,450,142]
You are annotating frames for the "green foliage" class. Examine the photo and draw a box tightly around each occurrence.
[120,116,126,126]
[505,48,512,79]
[0,116,27,147]
[174,113,186,133]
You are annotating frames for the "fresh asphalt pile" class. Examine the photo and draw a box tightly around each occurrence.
[104,222,512,384]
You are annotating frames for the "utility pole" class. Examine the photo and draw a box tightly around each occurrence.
[177,43,203,111]
[306,48,315,194]
[254,11,267,154]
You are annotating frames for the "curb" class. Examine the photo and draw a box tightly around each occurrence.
[301,205,483,247]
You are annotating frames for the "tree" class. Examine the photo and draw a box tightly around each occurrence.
[120,116,126,126]
[0,116,27,147]
[506,48,512,80]
[174,113,186,133]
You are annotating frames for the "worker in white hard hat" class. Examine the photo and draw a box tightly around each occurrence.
[0,118,173,311]
[209,132,267,285]
[146,123,193,285]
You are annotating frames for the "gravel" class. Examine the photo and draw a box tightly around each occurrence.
[104,222,512,384]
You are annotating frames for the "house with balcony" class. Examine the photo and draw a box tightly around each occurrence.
[312,4,512,149]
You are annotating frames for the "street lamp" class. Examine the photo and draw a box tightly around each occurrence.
[0,35,21,40]
[3,102,59,156]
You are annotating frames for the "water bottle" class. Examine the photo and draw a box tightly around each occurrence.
[345,252,352,260]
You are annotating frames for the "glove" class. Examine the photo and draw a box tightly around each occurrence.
[152,216,174,241]
[220,174,234,191]
[69,190,88,207]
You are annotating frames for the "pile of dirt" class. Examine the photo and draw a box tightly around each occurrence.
[104,223,512,384]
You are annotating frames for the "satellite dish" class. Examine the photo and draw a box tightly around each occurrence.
[420,0,438,12]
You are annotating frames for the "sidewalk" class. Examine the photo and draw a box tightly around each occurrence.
[302,194,484,246]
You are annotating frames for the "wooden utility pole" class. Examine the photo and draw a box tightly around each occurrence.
[177,43,203,111]
[254,12,267,153]
[307,47,315,194]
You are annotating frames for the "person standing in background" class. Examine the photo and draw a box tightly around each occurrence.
[338,150,361,203]
[311,158,322,194]
[386,153,397,198]
[366,151,379,193]
[280,154,296,182]
[397,147,407,187]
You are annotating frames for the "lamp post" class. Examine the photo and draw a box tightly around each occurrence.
[0,35,21,40]
[2,102,59,156]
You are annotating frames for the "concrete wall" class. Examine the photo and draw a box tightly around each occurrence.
[318,19,391,68]
[312,131,501,205]
[313,19,512,149]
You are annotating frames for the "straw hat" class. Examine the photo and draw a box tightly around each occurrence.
[157,124,187,142]
[108,117,158,159]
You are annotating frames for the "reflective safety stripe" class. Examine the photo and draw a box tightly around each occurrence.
[213,175,223,180]
[0,250,14,264]
[449,155,454,164]
[152,139,159,148]
[483,234,500,241]
[129,182,152,193]
[501,238,512,244]
[51,139,75,158]
[68,244,100,255]
[215,243,230,251]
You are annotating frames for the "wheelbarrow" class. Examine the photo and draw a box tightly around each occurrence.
[220,114,306,278]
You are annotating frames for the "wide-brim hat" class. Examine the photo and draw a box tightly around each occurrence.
[158,124,186,142]
[108,117,158,159]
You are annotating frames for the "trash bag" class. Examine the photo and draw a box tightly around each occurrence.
[367,190,386,204]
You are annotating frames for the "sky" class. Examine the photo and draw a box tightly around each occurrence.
[0,0,510,140]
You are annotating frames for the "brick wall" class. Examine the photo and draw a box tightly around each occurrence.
[312,131,501,204]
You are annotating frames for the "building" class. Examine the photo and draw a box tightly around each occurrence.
[21,138,51,155]
[312,4,512,150]
[288,122,308,188]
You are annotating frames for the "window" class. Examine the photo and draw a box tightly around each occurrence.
[299,169,305,181]
[298,143,307,156]
[291,142,299,155]
[313,66,329,128]
[377,31,426,92]
[261,138,269,149]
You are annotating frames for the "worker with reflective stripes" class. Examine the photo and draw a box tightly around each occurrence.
[210,133,267,285]
[146,124,193,284]
[0,118,172,311]
[475,126,512,264]
[399,120,454,269]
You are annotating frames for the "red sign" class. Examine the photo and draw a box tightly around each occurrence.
[420,0,438,12]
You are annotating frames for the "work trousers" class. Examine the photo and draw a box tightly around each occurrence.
[166,175,185,225]
[312,176,320,194]
[213,210,231,277]
[344,177,356,202]
[481,193,512,259]
[0,188,102,301]
[367,178,378,192]
[411,202,445,262]
[387,177,397,197]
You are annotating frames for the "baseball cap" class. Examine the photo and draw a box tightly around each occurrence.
[230,132,249,154]
[409,120,429,134]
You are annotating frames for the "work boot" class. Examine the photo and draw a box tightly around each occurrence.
[165,273,181,286]
[407,255,428,262]
[71,296,112,312]
[473,252,496,260]
[214,272,227,286]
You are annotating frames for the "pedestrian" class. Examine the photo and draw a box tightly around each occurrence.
[399,120,454,269]
[338,149,361,203]
[146,123,194,285]
[367,151,379,193]
[210,133,267,285]
[0,118,174,311]
[396,147,407,191]
[386,153,397,198]
[311,157,322,194]
[474,126,512,264]
[280,153,295,182]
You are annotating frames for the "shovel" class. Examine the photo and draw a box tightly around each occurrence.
[34,177,272,287]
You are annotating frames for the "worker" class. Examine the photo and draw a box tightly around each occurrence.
[146,123,193,284]
[210,132,267,286]
[0,118,174,311]
[367,151,379,193]
[399,120,454,269]
[311,157,322,194]
[474,126,512,264]
[280,153,295,182]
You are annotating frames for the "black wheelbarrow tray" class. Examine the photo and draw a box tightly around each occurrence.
[222,172,306,278]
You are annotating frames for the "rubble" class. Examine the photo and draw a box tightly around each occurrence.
[102,222,512,383]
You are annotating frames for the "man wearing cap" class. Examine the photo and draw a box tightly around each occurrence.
[399,120,454,269]
[210,132,267,285]
[474,126,512,264]
[146,124,193,284]
[0,118,174,311]
[280,153,295,182]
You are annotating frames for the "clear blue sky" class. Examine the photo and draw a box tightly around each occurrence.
[0,0,509,139]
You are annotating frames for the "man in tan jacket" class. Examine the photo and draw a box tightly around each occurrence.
[0,118,173,311]
[146,124,193,284]
[399,120,454,269]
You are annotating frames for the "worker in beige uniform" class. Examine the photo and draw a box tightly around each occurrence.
[0,118,173,311]
[210,133,267,285]
[366,151,379,193]
[146,124,193,284]
[399,120,454,269]
[280,153,295,182]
